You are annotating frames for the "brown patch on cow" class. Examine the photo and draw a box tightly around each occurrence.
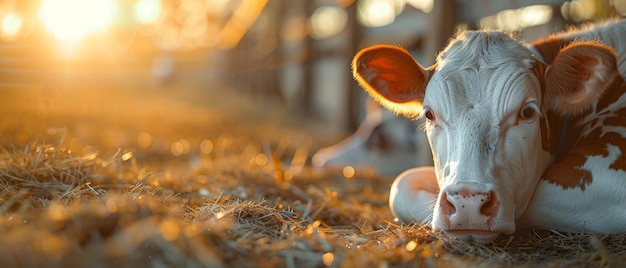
[542,124,612,190]
[581,75,626,172]
[589,124,626,172]
[543,104,626,190]
[542,152,592,190]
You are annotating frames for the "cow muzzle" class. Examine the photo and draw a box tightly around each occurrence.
[436,182,503,243]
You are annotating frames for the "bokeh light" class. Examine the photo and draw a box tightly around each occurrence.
[357,0,398,27]
[613,0,626,16]
[279,16,307,42]
[309,6,347,40]
[39,0,117,42]
[562,0,597,22]
[253,153,268,166]
[138,132,153,148]
[1,13,22,41]
[342,166,355,179]
[479,5,553,31]
[356,0,433,28]
[171,139,191,156]
[135,0,162,24]
[215,0,268,49]
[200,139,214,154]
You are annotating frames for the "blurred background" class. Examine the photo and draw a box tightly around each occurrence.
[1,0,625,144]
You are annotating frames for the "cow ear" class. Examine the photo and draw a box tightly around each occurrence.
[531,36,569,63]
[352,45,432,118]
[545,42,618,115]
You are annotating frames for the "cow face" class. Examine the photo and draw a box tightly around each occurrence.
[353,31,618,243]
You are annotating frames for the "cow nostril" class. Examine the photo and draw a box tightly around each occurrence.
[443,189,499,217]
[441,192,457,215]
[480,191,499,217]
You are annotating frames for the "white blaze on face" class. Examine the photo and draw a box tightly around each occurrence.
[421,32,555,239]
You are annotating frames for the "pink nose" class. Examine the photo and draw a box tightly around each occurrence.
[440,187,499,230]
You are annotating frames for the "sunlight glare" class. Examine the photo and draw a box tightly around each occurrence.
[309,6,347,40]
[39,0,117,42]
[1,13,22,41]
[357,0,398,27]
[216,0,268,49]
[479,5,552,31]
[135,0,161,24]
[520,5,552,27]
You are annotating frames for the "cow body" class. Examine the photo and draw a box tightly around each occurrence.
[312,99,432,178]
[353,21,626,243]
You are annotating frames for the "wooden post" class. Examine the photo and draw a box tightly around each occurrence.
[346,1,361,131]
[423,0,457,66]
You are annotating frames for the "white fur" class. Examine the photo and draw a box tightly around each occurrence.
[519,144,626,233]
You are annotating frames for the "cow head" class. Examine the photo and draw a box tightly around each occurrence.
[353,31,618,243]
[312,99,432,177]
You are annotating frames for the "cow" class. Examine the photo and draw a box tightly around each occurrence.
[312,99,432,178]
[352,21,626,243]
[317,21,626,179]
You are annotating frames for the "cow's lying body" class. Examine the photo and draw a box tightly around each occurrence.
[353,20,626,243]
[312,99,432,178]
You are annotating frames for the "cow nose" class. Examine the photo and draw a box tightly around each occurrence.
[440,187,499,230]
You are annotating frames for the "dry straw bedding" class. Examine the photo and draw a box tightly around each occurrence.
[1,137,625,268]
[1,86,625,267]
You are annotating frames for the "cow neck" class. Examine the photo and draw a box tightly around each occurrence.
[531,59,578,161]
[541,74,626,190]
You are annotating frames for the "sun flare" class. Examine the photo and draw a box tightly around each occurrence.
[39,0,117,42]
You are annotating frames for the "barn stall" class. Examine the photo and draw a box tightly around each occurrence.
[1,0,626,267]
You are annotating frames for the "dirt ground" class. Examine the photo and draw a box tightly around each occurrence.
[1,82,625,267]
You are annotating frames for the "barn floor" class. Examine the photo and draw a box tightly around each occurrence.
[1,83,625,267]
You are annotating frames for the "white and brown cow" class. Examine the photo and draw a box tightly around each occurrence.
[353,21,626,243]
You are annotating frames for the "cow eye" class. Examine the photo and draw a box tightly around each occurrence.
[519,103,536,120]
[424,107,435,121]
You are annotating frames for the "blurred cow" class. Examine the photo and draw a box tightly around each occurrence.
[312,99,432,178]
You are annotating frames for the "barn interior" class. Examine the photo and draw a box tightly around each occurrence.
[1,0,625,266]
